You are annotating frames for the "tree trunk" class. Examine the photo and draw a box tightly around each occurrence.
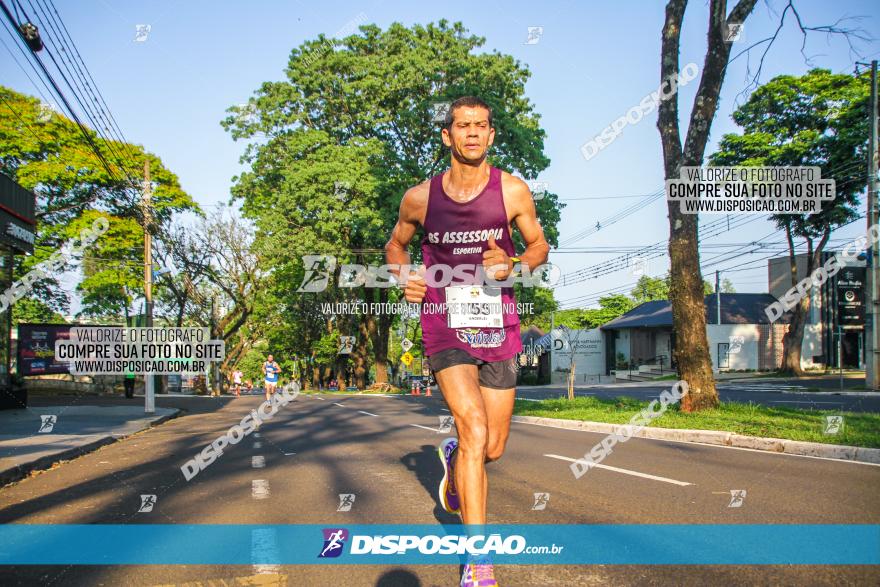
[779,229,830,375]
[355,317,371,389]
[657,0,757,411]
[372,288,391,383]
[781,297,809,374]
[667,211,718,411]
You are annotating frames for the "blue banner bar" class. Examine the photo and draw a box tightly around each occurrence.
[0,524,876,565]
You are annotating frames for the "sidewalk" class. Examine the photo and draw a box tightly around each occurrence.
[0,405,179,487]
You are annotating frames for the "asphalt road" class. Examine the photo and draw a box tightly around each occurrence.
[518,378,880,412]
[0,393,877,586]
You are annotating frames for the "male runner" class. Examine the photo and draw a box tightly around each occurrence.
[262,355,281,401]
[232,368,243,397]
[385,96,550,587]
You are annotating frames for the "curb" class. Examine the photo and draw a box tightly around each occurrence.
[510,415,880,465]
[0,435,116,488]
[0,409,181,488]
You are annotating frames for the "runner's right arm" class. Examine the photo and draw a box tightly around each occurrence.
[385,182,430,303]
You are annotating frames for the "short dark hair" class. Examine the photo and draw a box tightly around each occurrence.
[444,96,493,129]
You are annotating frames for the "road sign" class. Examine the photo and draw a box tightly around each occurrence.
[401,352,413,366]
[401,338,413,352]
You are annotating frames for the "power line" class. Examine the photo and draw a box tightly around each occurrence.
[37,0,141,166]
[558,189,666,246]
[1,0,124,185]
[0,21,51,103]
[18,0,139,188]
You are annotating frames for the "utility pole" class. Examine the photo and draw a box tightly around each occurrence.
[549,311,555,383]
[866,60,879,390]
[715,270,721,325]
[143,160,155,413]
[210,296,218,396]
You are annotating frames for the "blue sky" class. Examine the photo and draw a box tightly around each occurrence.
[2,0,879,311]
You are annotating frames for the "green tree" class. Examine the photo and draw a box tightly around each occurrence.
[580,294,636,329]
[0,86,198,319]
[515,282,558,331]
[12,298,65,324]
[710,69,867,375]
[631,275,670,304]
[225,21,562,387]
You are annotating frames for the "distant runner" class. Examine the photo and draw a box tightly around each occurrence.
[232,368,243,397]
[385,96,550,587]
[262,355,281,401]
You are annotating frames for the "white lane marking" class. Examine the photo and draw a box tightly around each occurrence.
[283,452,296,456]
[441,408,450,412]
[252,479,270,499]
[253,441,262,449]
[358,410,379,417]
[516,397,543,402]
[410,424,441,432]
[253,432,261,438]
[333,402,346,407]
[252,455,266,468]
[314,397,326,401]
[544,454,693,486]
[251,527,280,574]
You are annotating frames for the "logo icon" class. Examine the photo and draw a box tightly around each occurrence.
[431,102,450,124]
[234,102,258,126]
[134,24,151,42]
[334,181,351,200]
[524,26,544,45]
[727,489,746,508]
[318,528,349,558]
[728,335,744,354]
[629,256,648,277]
[438,416,454,433]
[298,255,337,293]
[724,22,744,43]
[528,180,549,201]
[38,415,57,433]
[37,101,58,123]
[531,492,550,510]
[823,415,844,435]
[138,494,157,512]
[337,493,356,512]
[338,336,355,355]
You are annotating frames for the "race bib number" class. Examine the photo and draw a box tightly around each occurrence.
[445,285,503,328]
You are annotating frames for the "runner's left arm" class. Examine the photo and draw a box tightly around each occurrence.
[500,176,550,273]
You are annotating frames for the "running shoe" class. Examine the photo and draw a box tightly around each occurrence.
[438,437,460,514]
[460,557,498,587]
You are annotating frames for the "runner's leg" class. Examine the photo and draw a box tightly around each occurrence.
[434,364,488,525]
[480,386,515,462]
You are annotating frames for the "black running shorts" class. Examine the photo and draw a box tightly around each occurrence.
[427,348,517,390]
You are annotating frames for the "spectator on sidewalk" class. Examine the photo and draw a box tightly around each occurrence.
[123,372,135,399]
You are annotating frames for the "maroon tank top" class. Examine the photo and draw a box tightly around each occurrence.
[419,166,522,361]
